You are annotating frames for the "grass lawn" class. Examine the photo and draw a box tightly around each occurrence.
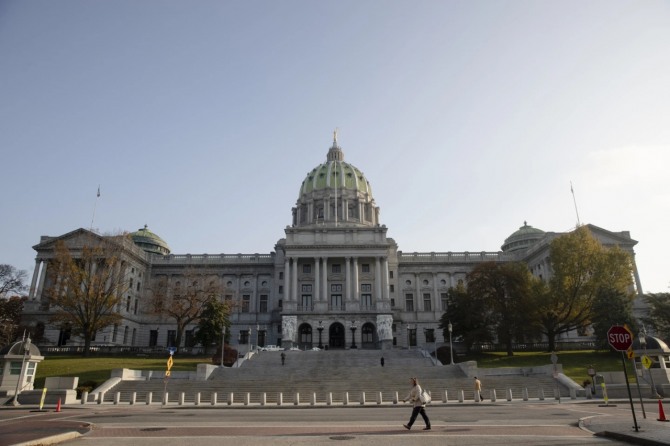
[458,350,633,385]
[34,350,634,390]
[34,355,212,389]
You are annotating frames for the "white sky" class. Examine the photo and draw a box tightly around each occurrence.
[1,0,668,292]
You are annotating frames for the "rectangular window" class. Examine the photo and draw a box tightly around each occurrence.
[242,295,250,312]
[259,295,268,313]
[389,271,394,279]
[241,330,250,344]
[134,299,138,315]
[441,293,448,311]
[303,264,311,274]
[390,298,395,307]
[360,283,371,292]
[330,294,343,310]
[167,330,176,347]
[302,284,312,292]
[10,361,22,375]
[301,294,312,311]
[278,299,283,309]
[279,272,284,280]
[425,328,435,343]
[149,330,158,347]
[278,285,283,294]
[362,264,370,273]
[126,296,131,312]
[361,293,372,309]
[331,284,342,292]
[137,282,141,292]
[390,284,394,293]
[405,293,414,312]
[185,330,195,347]
[423,293,432,311]
[332,264,341,274]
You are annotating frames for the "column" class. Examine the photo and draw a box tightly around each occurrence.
[29,260,41,300]
[345,257,351,302]
[352,257,359,301]
[284,257,290,302]
[382,257,390,301]
[375,258,382,302]
[432,273,439,312]
[322,257,328,302]
[314,257,320,304]
[308,202,314,224]
[292,258,298,302]
[415,274,421,311]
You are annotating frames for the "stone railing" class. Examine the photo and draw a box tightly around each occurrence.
[398,251,515,263]
[150,253,275,265]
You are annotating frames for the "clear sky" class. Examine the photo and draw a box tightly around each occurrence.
[1,0,668,292]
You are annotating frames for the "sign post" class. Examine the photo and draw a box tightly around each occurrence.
[607,325,639,432]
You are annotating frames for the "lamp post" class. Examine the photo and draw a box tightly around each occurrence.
[220,325,226,367]
[406,324,411,350]
[317,321,324,349]
[448,321,454,365]
[639,328,658,398]
[350,321,357,349]
[255,324,260,352]
[12,335,31,406]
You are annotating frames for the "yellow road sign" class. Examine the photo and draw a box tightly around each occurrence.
[641,355,653,369]
[167,356,174,370]
[626,347,635,359]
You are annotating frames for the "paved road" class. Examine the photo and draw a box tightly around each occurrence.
[2,401,652,446]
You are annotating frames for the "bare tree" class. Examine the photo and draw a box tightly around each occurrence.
[149,270,223,352]
[0,264,27,298]
[44,236,129,356]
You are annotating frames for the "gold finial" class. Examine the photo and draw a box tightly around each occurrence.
[333,127,338,145]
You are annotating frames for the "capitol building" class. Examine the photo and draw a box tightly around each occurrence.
[21,135,644,352]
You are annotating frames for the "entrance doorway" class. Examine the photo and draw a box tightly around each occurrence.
[329,322,345,349]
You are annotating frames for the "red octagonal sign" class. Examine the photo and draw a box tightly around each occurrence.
[607,325,633,351]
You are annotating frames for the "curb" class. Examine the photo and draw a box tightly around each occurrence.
[12,430,83,446]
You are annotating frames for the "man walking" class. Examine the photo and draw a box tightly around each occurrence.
[474,376,483,402]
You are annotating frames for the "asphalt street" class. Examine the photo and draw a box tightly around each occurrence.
[4,400,668,446]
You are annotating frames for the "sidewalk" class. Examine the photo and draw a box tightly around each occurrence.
[579,399,670,446]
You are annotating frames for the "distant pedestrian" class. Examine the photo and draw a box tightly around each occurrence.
[402,377,431,430]
[281,352,285,366]
[380,356,385,367]
[474,376,483,402]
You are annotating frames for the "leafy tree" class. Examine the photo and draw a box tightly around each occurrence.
[466,261,541,356]
[0,296,26,345]
[194,298,231,354]
[643,293,670,341]
[149,270,223,352]
[439,282,493,353]
[0,264,27,298]
[536,226,634,351]
[44,237,129,356]
[591,287,637,349]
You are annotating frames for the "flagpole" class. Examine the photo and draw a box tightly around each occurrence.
[90,185,100,232]
[570,181,581,227]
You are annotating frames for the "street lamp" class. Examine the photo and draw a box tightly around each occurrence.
[220,325,226,367]
[638,328,659,398]
[350,321,357,349]
[406,324,411,350]
[448,321,454,365]
[317,321,324,349]
[255,324,260,352]
[12,335,31,406]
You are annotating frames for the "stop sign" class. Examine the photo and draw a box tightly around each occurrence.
[607,325,633,351]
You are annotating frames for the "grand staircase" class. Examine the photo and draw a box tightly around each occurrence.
[95,349,562,404]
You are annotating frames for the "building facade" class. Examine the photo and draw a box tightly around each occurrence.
[21,136,645,352]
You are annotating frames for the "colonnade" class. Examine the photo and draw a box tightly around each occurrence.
[283,255,390,307]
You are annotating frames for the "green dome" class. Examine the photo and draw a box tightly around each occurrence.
[298,140,372,199]
[131,225,171,256]
[501,222,545,253]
